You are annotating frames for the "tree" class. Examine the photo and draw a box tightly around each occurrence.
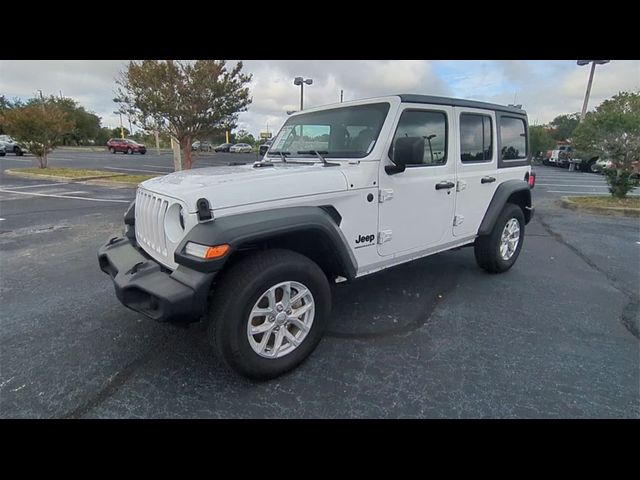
[115,60,252,170]
[529,125,556,157]
[235,128,256,145]
[25,96,102,146]
[573,91,640,198]
[549,113,580,141]
[0,96,25,134]
[0,105,74,168]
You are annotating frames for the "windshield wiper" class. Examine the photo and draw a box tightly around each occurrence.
[296,150,339,167]
[268,150,289,163]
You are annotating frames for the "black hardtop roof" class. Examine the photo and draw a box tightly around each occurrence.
[398,94,527,115]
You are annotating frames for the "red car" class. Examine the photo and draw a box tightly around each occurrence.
[107,138,147,155]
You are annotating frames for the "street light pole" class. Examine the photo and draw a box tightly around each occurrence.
[577,60,610,119]
[37,90,45,113]
[293,77,313,111]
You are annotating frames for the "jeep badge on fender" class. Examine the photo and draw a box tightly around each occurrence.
[98,94,534,380]
[355,234,375,244]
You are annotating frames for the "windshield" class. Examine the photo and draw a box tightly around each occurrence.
[268,102,390,159]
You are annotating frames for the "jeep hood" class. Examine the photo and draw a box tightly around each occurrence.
[140,163,349,212]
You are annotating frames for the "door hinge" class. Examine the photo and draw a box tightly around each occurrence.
[456,180,467,192]
[379,188,394,203]
[378,230,393,244]
[453,215,464,226]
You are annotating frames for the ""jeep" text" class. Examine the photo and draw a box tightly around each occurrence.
[355,234,375,244]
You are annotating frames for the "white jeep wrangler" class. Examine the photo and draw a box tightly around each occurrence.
[99,94,535,379]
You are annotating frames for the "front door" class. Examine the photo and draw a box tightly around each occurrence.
[377,105,457,256]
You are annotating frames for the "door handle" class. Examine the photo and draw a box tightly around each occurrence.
[481,176,496,184]
[435,181,455,190]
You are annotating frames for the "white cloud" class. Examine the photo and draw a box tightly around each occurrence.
[1,59,638,138]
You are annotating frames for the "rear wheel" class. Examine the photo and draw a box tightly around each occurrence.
[475,203,525,273]
[14,146,23,156]
[207,249,331,379]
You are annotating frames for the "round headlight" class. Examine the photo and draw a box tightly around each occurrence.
[165,203,185,243]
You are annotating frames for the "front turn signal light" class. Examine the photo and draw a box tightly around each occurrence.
[185,242,230,260]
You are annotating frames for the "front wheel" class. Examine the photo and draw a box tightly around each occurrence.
[207,249,331,379]
[474,203,525,273]
[109,147,115,154]
[127,148,133,155]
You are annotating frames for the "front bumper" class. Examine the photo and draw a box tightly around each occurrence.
[98,236,216,322]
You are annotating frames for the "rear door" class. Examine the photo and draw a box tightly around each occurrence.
[453,107,498,238]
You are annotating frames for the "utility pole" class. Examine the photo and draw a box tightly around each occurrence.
[340,89,344,103]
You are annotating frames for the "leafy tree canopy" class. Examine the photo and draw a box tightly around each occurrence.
[0,104,74,168]
[115,60,252,170]
[573,91,640,198]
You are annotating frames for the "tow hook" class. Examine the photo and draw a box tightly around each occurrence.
[128,261,145,275]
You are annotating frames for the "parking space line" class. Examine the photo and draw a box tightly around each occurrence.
[103,166,166,174]
[546,190,640,196]
[538,184,609,187]
[0,188,130,203]
[143,165,173,170]
[0,183,70,189]
[0,158,32,163]
[58,191,90,196]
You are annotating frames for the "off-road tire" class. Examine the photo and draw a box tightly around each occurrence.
[474,203,525,274]
[207,249,331,380]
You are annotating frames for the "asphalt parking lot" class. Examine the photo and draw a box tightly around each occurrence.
[1,152,638,418]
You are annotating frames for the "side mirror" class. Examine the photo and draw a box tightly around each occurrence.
[386,136,424,175]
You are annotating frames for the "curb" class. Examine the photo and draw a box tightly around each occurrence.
[559,196,640,217]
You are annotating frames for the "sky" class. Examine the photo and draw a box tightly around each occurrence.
[1,60,638,138]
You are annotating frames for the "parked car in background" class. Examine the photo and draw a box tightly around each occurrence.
[0,142,6,156]
[590,157,613,173]
[259,140,273,156]
[107,138,147,155]
[214,143,234,152]
[0,135,26,156]
[192,141,213,152]
[230,143,253,153]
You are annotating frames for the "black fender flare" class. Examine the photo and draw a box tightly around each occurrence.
[478,180,532,236]
[174,206,358,279]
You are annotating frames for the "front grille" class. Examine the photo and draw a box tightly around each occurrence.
[135,189,170,258]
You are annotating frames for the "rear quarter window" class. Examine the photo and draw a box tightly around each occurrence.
[499,116,527,160]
